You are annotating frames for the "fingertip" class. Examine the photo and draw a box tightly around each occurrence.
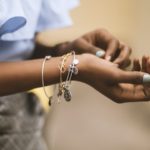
[147,57,150,64]
[133,58,139,62]
[143,73,150,84]
[142,55,147,63]
[142,55,147,72]
[105,55,111,61]
[133,58,141,71]
[135,58,140,65]
[146,58,150,72]
[133,58,138,65]
[105,40,119,60]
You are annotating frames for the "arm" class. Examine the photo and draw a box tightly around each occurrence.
[0,57,60,95]
[0,53,149,103]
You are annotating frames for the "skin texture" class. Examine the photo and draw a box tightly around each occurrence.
[132,56,150,98]
[53,29,132,68]
[75,54,149,103]
[0,53,149,103]
[0,28,149,103]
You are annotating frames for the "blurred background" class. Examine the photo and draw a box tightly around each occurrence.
[39,0,150,149]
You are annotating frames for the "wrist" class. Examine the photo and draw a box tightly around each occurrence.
[45,53,93,84]
[72,54,94,82]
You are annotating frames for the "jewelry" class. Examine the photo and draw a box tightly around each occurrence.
[96,49,105,57]
[41,52,79,105]
[42,56,52,105]
[59,52,72,73]
[143,73,150,84]
[57,53,72,102]
[63,51,79,101]
[57,51,79,102]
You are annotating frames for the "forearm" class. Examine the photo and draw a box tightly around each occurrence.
[0,58,60,96]
[0,57,61,96]
[0,54,86,96]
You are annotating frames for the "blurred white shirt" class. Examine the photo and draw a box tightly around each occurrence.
[0,0,79,61]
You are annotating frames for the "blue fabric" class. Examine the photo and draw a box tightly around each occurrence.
[0,0,79,61]
[0,17,26,37]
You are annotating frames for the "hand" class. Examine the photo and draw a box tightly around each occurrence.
[133,56,150,73]
[132,56,150,97]
[75,54,150,103]
[57,28,132,68]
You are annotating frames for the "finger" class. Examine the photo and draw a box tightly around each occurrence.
[118,70,144,84]
[74,38,105,57]
[104,39,120,61]
[142,55,148,72]
[113,45,132,67]
[146,57,150,73]
[132,59,141,71]
[119,59,131,69]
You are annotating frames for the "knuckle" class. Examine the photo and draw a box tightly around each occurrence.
[95,28,108,34]
[111,71,121,81]
[147,59,150,64]
[97,28,107,32]
[72,39,82,49]
[110,38,120,47]
[73,38,82,45]
[127,47,132,54]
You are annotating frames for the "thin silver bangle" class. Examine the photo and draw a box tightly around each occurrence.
[42,56,52,105]
[63,51,79,101]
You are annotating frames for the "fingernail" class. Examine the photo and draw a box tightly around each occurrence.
[143,73,150,84]
[105,56,111,61]
[96,50,105,58]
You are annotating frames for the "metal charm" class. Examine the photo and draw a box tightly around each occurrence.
[68,65,78,75]
[64,87,72,101]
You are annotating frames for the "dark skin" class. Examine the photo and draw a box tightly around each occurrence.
[75,54,150,103]
[0,28,149,103]
[32,29,131,68]
[131,56,150,97]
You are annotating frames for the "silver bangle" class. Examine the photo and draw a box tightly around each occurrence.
[42,56,52,105]
[63,51,79,101]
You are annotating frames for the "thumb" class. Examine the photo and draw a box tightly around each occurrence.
[85,43,106,58]
[74,39,105,57]
[105,40,119,61]
[118,71,145,84]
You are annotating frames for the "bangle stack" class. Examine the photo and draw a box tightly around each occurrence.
[58,51,79,102]
[41,51,79,106]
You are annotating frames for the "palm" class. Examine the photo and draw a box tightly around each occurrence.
[89,78,149,103]
[106,84,148,102]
